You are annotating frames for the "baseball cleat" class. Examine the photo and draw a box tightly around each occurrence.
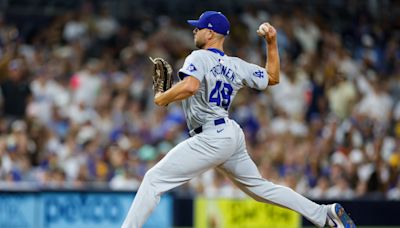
[327,203,356,228]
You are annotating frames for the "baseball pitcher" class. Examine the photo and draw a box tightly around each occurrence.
[122,11,356,228]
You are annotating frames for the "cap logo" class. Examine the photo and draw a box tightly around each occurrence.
[208,23,213,28]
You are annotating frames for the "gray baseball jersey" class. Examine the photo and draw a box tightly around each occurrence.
[178,48,268,130]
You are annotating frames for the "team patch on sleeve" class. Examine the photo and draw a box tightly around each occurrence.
[253,70,264,78]
[187,63,197,72]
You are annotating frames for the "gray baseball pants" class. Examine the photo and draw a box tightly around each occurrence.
[121,118,328,228]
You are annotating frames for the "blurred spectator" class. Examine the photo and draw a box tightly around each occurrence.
[94,6,119,41]
[356,76,393,124]
[28,66,69,124]
[270,61,310,120]
[71,58,103,107]
[326,175,355,199]
[308,176,330,199]
[292,11,321,54]
[63,11,89,46]
[0,59,31,120]
[327,70,357,119]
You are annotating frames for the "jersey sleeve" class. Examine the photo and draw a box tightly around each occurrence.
[241,62,269,90]
[178,51,206,81]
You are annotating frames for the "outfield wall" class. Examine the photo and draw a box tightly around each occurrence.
[1,190,399,227]
[0,191,172,228]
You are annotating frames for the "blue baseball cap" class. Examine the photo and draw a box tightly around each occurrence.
[187,11,230,36]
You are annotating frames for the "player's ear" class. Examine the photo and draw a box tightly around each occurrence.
[206,29,214,40]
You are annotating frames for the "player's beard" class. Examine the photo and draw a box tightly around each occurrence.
[195,37,206,49]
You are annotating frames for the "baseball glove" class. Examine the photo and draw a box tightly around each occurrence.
[150,57,173,94]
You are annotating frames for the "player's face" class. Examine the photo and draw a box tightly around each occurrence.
[193,28,208,49]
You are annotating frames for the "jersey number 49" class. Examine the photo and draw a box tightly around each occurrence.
[209,80,233,110]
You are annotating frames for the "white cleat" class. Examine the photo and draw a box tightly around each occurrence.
[326,203,356,228]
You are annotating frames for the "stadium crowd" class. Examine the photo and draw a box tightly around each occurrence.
[0,1,399,200]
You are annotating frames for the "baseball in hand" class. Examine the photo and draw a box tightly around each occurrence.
[257,22,277,43]
[257,24,269,36]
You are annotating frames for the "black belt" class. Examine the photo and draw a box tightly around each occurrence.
[193,118,225,135]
